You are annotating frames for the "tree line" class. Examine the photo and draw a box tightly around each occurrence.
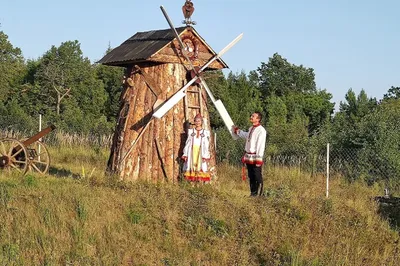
[0,32,123,135]
[1,31,399,187]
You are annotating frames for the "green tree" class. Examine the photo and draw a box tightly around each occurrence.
[256,53,334,135]
[95,62,124,124]
[16,59,48,117]
[204,70,263,164]
[265,95,309,156]
[0,31,25,102]
[225,71,263,127]
[265,95,287,154]
[35,40,109,133]
[351,99,400,186]
[383,86,400,100]
[332,89,377,149]
[0,99,36,132]
[303,89,335,134]
[338,89,377,128]
[36,41,82,115]
[204,70,262,129]
[257,53,316,98]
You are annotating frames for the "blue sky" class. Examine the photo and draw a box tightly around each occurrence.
[2,0,399,108]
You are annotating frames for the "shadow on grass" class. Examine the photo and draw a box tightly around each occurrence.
[376,196,400,231]
[48,166,80,179]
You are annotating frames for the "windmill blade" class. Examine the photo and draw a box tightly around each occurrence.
[198,77,238,139]
[160,5,196,70]
[152,33,243,119]
[214,100,239,140]
[198,76,216,102]
[195,33,243,73]
[160,5,186,53]
[212,33,243,60]
[153,89,187,119]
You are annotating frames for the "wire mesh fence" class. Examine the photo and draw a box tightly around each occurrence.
[327,146,400,186]
[214,129,400,188]
[0,128,113,148]
[1,126,399,188]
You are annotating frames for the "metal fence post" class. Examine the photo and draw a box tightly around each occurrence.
[38,114,42,161]
[214,132,217,153]
[326,143,330,198]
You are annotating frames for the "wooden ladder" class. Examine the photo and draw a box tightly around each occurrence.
[184,84,203,129]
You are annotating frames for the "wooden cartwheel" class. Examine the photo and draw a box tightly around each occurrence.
[0,125,55,176]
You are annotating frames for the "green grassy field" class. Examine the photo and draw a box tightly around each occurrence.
[0,145,399,265]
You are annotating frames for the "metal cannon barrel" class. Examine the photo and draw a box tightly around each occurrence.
[22,124,56,146]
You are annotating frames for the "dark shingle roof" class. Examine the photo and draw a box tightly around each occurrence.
[98,27,187,66]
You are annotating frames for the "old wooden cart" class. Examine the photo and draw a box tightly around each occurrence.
[0,125,56,176]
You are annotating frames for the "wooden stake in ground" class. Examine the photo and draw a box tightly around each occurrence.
[154,138,168,181]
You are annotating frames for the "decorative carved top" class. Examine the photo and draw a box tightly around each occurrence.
[182,0,196,26]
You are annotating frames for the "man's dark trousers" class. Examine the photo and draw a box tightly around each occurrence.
[246,164,263,196]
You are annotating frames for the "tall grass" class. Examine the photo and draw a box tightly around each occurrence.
[0,144,399,265]
[0,128,112,148]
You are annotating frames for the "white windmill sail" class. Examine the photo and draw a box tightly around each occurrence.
[198,77,238,139]
[152,33,243,119]
[156,5,242,139]
[214,100,238,140]
[153,89,187,119]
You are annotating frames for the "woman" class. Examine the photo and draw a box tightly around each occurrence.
[181,113,211,182]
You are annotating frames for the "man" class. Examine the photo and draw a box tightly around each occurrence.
[233,112,267,196]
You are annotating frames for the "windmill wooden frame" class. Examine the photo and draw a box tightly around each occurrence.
[98,2,242,182]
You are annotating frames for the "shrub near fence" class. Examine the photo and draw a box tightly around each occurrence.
[214,128,320,170]
[215,129,400,191]
[328,146,400,189]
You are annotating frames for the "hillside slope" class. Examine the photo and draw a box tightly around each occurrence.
[0,146,399,265]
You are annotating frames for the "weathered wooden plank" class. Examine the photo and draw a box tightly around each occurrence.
[151,66,161,182]
[139,83,153,180]
[172,85,185,183]
[135,65,163,96]
[107,85,128,172]
[126,72,147,181]
[164,64,175,182]
[119,73,140,177]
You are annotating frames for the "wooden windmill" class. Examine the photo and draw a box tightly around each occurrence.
[99,1,242,182]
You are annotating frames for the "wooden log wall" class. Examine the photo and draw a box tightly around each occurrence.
[107,62,216,183]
